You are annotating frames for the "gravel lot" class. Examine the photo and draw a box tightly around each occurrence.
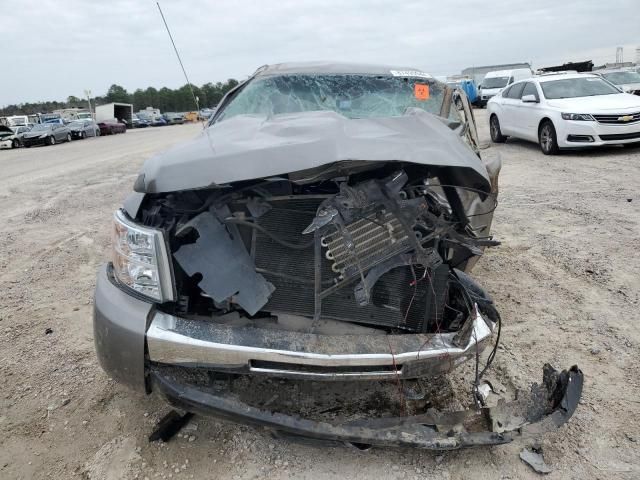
[1,113,639,480]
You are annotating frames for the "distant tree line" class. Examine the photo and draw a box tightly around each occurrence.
[0,79,240,116]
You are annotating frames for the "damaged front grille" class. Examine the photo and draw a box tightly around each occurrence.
[162,166,497,334]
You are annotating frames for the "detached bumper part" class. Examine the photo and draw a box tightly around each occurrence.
[151,364,582,449]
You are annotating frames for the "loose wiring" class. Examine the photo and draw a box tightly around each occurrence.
[223,217,315,250]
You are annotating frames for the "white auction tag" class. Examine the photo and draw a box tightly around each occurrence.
[390,70,432,79]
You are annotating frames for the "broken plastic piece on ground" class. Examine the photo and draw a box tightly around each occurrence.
[520,447,553,474]
[476,382,493,404]
[148,410,194,442]
[150,364,583,449]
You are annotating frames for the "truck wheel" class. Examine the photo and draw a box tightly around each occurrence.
[48,136,56,146]
[539,121,559,155]
[490,115,506,143]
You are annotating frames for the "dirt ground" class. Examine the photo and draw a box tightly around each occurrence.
[0,112,638,480]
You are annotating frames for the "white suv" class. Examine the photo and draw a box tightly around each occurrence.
[487,72,640,154]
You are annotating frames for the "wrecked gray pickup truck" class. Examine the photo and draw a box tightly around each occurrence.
[94,62,582,449]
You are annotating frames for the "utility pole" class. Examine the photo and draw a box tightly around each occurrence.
[84,89,93,120]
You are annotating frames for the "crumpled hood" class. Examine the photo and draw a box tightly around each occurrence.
[136,110,490,194]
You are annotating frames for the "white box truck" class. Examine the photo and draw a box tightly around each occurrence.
[95,103,133,126]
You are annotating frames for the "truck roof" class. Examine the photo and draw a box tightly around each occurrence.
[485,68,531,77]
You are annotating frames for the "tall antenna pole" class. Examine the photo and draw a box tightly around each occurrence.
[156,2,200,114]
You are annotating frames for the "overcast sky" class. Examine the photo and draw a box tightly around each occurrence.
[2,0,639,106]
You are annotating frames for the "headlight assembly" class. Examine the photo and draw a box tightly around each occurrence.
[112,209,174,302]
[561,113,594,121]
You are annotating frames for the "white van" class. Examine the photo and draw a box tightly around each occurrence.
[478,68,532,106]
[6,115,31,127]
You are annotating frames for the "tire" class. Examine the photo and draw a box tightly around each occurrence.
[489,115,506,143]
[66,133,72,142]
[81,131,86,139]
[539,121,559,155]
[12,139,19,148]
[95,129,100,137]
[48,136,56,146]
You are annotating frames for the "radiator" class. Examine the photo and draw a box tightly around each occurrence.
[250,198,448,332]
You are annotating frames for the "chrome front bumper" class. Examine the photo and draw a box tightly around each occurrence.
[146,307,495,380]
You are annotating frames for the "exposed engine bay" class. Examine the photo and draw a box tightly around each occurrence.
[139,163,500,337]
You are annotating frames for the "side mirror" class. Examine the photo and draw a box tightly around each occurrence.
[522,94,538,103]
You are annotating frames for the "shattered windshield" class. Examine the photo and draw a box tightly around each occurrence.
[216,74,446,122]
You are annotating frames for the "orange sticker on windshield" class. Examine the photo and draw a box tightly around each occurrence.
[414,84,430,100]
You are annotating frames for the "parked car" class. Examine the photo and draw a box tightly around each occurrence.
[68,119,100,139]
[198,107,216,120]
[136,111,167,127]
[0,125,17,149]
[487,72,640,154]
[22,122,71,147]
[478,68,533,107]
[132,114,150,128]
[94,62,581,448]
[162,112,185,125]
[97,121,126,135]
[150,117,167,127]
[0,125,30,149]
[596,69,640,95]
